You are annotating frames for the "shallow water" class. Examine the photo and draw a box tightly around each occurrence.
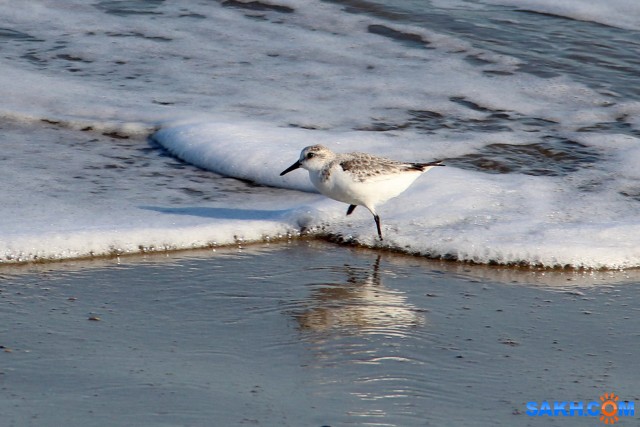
[1,241,638,426]
[330,0,640,100]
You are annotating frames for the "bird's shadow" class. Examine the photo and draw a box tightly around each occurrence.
[139,205,291,221]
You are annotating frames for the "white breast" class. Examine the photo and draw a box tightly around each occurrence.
[309,166,423,209]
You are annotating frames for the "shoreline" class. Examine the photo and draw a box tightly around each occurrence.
[1,240,638,426]
[4,234,640,277]
[4,239,640,287]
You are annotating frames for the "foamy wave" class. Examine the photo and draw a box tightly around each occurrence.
[153,120,640,269]
[1,0,638,269]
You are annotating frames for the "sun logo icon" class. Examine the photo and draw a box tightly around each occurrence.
[600,393,620,425]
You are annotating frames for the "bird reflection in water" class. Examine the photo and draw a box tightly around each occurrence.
[292,256,426,336]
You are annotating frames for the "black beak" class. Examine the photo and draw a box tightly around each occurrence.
[280,161,301,176]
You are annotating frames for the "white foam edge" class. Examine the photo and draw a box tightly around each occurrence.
[153,119,640,269]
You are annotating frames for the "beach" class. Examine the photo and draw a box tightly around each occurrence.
[1,241,638,426]
[1,1,640,425]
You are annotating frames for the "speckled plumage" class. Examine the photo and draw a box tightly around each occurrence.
[339,153,438,181]
[280,145,444,240]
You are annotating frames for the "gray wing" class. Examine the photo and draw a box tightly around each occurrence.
[338,153,407,182]
[339,154,444,181]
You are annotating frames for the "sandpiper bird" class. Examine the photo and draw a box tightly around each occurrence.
[280,145,444,240]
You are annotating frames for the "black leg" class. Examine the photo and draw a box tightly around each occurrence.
[374,214,383,240]
[346,204,357,216]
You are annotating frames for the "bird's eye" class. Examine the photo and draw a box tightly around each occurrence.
[306,152,315,159]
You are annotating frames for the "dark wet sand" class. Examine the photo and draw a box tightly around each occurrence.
[1,241,638,426]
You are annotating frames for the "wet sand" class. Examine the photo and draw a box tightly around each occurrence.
[0,241,638,426]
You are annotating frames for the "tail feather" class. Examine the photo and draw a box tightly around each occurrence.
[407,160,445,171]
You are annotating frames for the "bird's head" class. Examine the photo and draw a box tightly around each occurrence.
[280,145,334,175]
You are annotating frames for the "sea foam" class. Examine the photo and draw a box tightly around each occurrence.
[154,120,640,269]
[1,0,639,269]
